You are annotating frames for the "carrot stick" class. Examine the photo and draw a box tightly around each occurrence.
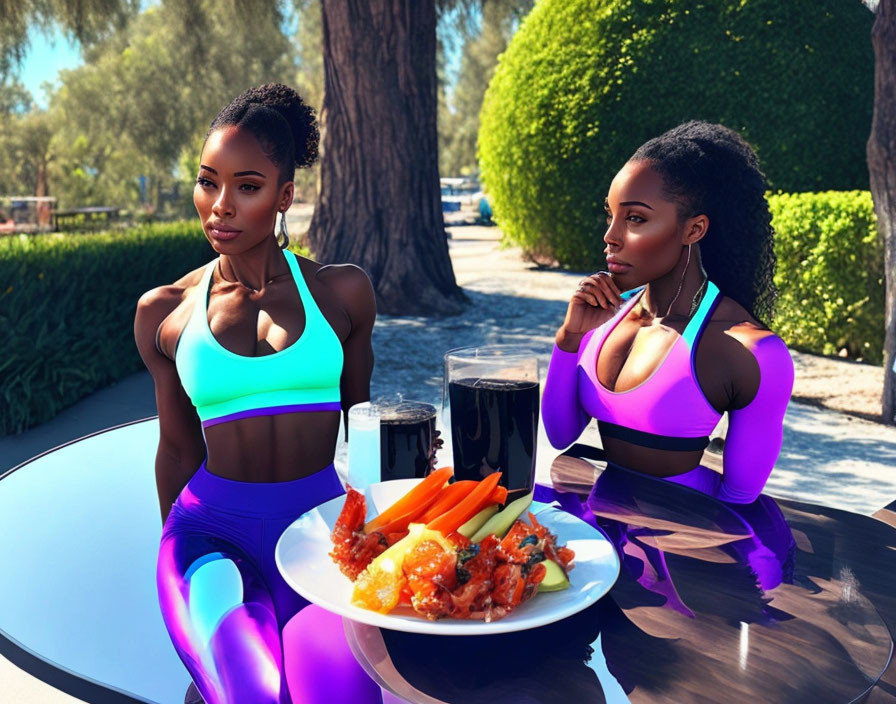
[373,503,438,536]
[489,484,508,506]
[426,472,503,535]
[419,481,479,523]
[364,466,453,534]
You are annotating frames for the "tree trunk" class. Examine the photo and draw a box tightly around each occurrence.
[35,159,50,228]
[309,0,467,316]
[868,0,896,424]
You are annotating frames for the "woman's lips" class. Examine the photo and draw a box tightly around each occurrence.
[209,226,241,241]
[607,261,631,274]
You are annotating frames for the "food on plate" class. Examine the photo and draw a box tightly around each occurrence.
[363,466,453,534]
[537,559,571,593]
[352,523,456,613]
[469,490,534,544]
[457,504,499,538]
[328,471,575,622]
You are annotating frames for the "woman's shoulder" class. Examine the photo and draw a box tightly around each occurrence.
[306,258,375,309]
[698,296,792,410]
[293,255,376,332]
[134,264,210,351]
[311,260,372,289]
[137,265,208,317]
[708,296,788,354]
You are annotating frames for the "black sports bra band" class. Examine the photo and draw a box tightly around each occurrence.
[597,420,710,452]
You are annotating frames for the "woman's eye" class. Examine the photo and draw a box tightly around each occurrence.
[196,177,214,188]
[627,215,645,223]
[605,213,613,225]
[239,183,261,192]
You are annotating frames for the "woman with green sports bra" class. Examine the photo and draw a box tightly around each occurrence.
[133,84,382,704]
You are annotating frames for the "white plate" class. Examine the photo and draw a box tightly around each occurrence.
[275,479,620,635]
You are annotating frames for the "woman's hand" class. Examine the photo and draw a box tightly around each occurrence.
[556,272,623,352]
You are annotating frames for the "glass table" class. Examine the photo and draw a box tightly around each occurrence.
[0,419,190,704]
[343,450,896,703]
[1,421,893,703]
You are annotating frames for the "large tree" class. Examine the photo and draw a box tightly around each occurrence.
[868,0,896,423]
[308,0,467,315]
[4,0,470,316]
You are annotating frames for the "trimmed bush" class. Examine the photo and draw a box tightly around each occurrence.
[770,191,883,364]
[0,223,213,435]
[1,223,313,435]
[479,0,875,268]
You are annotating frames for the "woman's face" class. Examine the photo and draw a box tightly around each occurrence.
[194,126,293,254]
[603,160,702,290]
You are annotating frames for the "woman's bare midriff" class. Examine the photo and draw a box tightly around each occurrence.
[203,410,342,482]
[601,436,708,477]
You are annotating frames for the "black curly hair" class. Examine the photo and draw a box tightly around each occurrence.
[630,121,777,325]
[208,83,319,185]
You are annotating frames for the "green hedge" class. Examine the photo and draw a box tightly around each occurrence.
[1,223,313,435]
[479,0,874,268]
[770,191,883,364]
[0,222,214,435]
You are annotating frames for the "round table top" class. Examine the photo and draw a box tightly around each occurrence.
[344,451,896,704]
[0,419,190,704]
[3,423,894,704]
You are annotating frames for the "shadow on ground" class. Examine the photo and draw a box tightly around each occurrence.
[371,289,564,405]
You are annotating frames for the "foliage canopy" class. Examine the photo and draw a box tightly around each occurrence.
[479,0,875,267]
[770,190,883,364]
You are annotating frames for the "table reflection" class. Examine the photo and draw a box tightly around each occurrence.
[2,422,893,704]
[347,451,895,703]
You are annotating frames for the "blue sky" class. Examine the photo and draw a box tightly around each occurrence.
[18,27,82,107]
[17,13,466,109]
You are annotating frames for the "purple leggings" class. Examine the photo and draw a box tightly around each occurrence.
[157,461,382,704]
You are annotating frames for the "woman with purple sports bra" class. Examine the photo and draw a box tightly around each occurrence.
[134,84,382,703]
[542,121,794,504]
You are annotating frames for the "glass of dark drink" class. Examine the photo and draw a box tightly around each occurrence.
[378,399,438,481]
[443,347,540,502]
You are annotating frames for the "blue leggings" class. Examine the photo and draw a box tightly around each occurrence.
[157,461,382,704]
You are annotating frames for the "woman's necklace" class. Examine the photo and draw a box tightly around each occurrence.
[216,261,290,293]
[688,276,709,317]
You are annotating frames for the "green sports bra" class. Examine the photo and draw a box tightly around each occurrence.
[174,250,344,428]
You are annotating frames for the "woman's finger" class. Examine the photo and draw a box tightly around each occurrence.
[572,290,599,308]
[592,287,614,309]
[608,276,623,297]
[589,274,623,306]
[575,285,609,309]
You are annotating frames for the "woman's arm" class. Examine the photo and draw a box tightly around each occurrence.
[542,273,622,450]
[135,288,206,524]
[718,335,794,503]
[320,265,376,438]
[542,341,592,450]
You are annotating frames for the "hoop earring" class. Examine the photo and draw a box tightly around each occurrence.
[277,211,289,249]
[664,243,691,317]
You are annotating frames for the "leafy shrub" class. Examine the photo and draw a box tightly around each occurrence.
[479,0,874,267]
[1,223,313,435]
[0,222,212,434]
[770,191,883,364]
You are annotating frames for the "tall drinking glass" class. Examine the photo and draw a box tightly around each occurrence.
[348,398,438,489]
[443,346,540,502]
[347,402,381,490]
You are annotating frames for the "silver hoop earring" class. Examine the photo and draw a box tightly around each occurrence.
[664,243,692,318]
[277,211,289,249]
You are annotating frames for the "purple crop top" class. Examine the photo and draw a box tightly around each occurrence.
[542,282,794,504]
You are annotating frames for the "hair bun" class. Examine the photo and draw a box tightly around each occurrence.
[662,122,762,184]
[241,83,319,168]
